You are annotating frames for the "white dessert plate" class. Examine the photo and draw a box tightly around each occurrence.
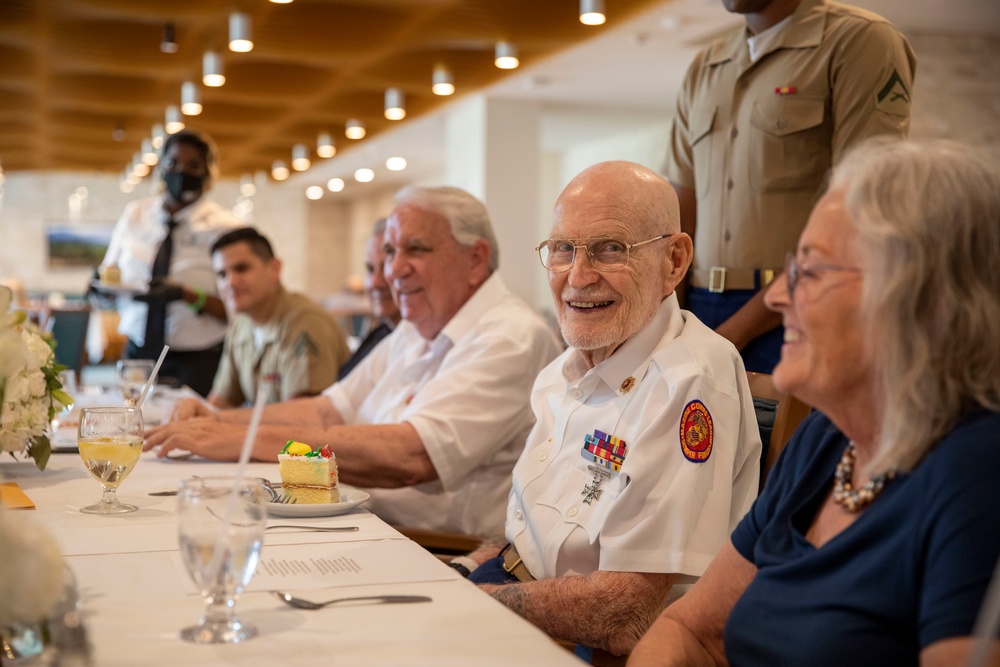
[266,486,370,518]
[90,279,147,295]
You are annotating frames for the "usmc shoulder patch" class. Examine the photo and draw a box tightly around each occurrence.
[680,399,714,463]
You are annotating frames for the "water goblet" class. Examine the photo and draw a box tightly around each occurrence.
[78,407,144,515]
[177,476,267,644]
[116,359,155,406]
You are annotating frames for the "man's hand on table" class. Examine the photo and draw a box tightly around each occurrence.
[144,418,244,461]
[167,396,215,422]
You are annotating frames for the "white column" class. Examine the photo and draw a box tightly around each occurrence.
[445,96,544,310]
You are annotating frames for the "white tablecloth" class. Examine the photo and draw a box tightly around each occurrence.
[2,445,580,665]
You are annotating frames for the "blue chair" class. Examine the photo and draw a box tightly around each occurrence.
[49,307,91,376]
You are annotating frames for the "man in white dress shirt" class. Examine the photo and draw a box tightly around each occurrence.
[463,162,762,658]
[147,186,562,536]
[99,129,241,395]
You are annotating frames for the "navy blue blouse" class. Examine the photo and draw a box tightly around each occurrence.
[726,409,1000,666]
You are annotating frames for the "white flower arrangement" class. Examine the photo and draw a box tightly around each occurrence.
[0,286,73,470]
[0,508,64,629]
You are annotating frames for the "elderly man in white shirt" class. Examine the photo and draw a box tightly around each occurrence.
[462,161,761,659]
[146,185,561,536]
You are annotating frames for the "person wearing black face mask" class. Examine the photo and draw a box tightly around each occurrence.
[97,129,241,396]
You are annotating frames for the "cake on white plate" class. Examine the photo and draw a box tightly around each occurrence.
[277,440,339,504]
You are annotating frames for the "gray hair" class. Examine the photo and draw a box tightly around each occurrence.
[371,217,387,239]
[831,138,1000,474]
[394,186,499,272]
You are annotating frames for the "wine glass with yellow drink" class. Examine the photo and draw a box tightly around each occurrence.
[78,407,144,515]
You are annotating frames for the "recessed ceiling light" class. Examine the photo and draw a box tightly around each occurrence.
[327,178,345,192]
[354,168,374,183]
[386,157,407,171]
[306,185,324,200]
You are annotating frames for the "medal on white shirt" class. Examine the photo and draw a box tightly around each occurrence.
[580,430,628,504]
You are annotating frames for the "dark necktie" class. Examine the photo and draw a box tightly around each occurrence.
[142,217,178,355]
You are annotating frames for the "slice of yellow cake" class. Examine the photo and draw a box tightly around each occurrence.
[277,441,339,504]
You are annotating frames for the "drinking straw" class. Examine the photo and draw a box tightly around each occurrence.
[204,387,268,585]
[135,345,169,409]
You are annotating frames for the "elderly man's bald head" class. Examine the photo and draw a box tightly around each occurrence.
[554,161,682,239]
[546,160,692,367]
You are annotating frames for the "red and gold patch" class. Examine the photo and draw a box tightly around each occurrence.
[680,400,714,462]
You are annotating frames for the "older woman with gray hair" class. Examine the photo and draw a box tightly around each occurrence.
[629,138,1000,666]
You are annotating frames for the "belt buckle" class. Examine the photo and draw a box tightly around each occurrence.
[709,266,726,293]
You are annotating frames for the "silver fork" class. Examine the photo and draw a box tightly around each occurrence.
[273,493,297,504]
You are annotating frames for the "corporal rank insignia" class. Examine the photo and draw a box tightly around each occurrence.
[876,68,911,115]
[680,400,714,463]
[581,429,628,473]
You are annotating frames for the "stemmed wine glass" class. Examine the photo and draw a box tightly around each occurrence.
[116,359,155,406]
[177,476,267,644]
[77,407,144,515]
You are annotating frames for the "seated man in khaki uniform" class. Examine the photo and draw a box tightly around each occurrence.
[180,227,349,409]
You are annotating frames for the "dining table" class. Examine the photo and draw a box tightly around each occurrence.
[0,386,583,666]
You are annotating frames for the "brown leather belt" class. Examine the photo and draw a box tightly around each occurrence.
[500,543,536,583]
[690,267,779,293]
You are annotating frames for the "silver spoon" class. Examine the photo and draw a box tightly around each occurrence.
[271,591,431,610]
[265,525,359,532]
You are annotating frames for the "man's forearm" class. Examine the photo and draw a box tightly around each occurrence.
[714,285,782,351]
[486,571,676,655]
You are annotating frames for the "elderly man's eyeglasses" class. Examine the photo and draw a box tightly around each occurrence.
[784,252,861,299]
[535,235,671,273]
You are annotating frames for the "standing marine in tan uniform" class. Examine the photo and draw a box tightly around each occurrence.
[664,0,916,373]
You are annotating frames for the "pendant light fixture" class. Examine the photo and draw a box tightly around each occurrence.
[229,13,253,53]
[345,120,366,140]
[160,22,178,54]
[180,82,202,115]
[291,144,311,171]
[272,161,289,181]
[579,0,606,25]
[432,65,455,96]
[317,133,336,158]
[384,88,406,120]
[495,42,519,69]
[203,52,225,87]
[165,106,185,134]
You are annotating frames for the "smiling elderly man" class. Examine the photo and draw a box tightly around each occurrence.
[462,161,762,658]
[146,186,561,536]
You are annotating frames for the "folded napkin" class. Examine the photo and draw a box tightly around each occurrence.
[0,482,36,509]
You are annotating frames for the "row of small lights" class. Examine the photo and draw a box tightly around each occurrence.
[120,0,607,194]
[296,0,607,200]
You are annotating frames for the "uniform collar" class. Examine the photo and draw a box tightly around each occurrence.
[253,286,293,343]
[707,0,826,66]
[562,293,685,404]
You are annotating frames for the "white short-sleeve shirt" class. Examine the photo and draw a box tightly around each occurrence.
[101,194,241,350]
[506,294,761,582]
[324,273,562,535]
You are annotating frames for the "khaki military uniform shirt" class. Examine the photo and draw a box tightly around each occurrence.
[665,0,916,283]
[211,288,349,405]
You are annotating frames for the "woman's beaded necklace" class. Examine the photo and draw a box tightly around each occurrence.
[832,441,896,512]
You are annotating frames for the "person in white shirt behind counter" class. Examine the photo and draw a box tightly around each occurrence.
[460,161,762,661]
[145,185,562,537]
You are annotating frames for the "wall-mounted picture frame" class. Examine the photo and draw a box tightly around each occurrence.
[46,223,114,269]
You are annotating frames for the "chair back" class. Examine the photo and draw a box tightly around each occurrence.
[48,307,91,376]
[391,526,483,563]
[746,371,812,491]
